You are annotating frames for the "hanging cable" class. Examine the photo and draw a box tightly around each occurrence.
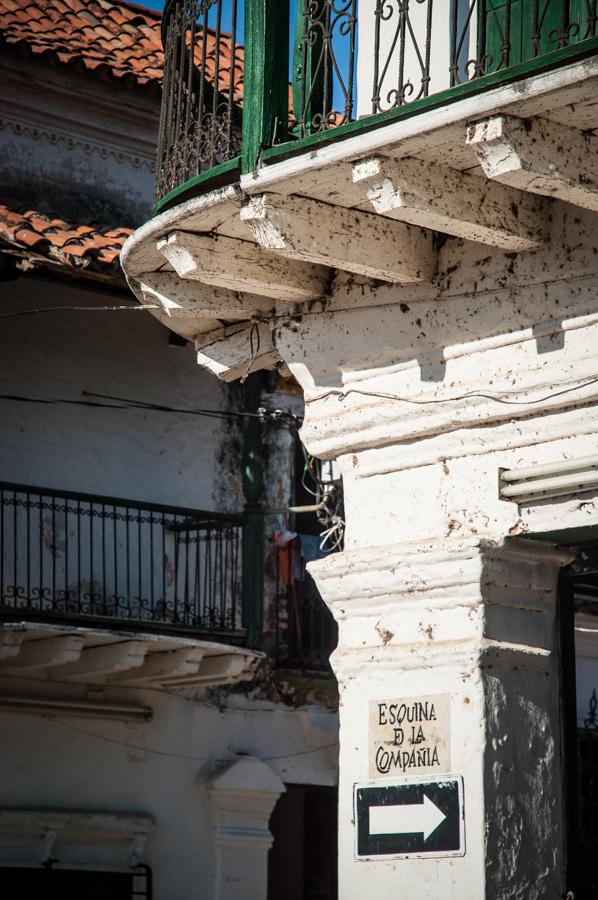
[0,391,299,426]
[0,305,159,319]
[239,321,261,384]
[304,375,598,409]
[40,715,338,765]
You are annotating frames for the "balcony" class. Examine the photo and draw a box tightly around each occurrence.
[274,565,338,673]
[154,0,598,210]
[0,482,336,684]
[0,481,244,638]
[0,482,262,690]
[122,0,598,385]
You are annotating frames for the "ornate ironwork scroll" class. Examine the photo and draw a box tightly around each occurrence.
[155,0,243,202]
[293,0,358,137]
[372,0,598,115]
[0,482,243,635]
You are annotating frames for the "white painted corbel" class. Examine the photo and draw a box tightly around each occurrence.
[241,192,436,283]
[157,231,328,302]
[195,321,280,382]
[39,829,58,866]
[353,155,543,251]
[128,832,147,869]
[468,114,598,212]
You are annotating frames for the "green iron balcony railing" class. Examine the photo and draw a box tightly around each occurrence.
[155,0,244,202]
[155,1,598,210]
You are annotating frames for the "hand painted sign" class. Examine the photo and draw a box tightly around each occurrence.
[354,776,465,860]
[369,694,450,778]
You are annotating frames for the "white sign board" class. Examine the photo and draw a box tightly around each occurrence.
[369,694,451,779]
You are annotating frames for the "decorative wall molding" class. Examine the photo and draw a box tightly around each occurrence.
[0,115,155,172]
[0,808,155,869]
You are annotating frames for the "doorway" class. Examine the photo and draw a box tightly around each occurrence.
[268,784,338,900]
[559,549,598,897]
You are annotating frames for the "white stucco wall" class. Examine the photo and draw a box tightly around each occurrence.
[0,275,337,900]
[0,54,158,225]
[0,275,239,512]
[0,676,338,899]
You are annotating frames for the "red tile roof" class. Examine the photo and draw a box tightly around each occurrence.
[0,0,244,98]
[0,0,165,89]
[0,0,245,283]
[0,202,132,283]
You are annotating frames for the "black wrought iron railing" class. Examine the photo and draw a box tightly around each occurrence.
[154,0,598,206]
[0,482,244,637]
[274,538,338,671]
[155,0,244,202]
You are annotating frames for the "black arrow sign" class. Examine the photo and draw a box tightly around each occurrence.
[355,776,464,859]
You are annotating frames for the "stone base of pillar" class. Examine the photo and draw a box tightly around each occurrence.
[311,537,573,900]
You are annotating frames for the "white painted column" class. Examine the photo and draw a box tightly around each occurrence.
[310,537,570,899]
[207,756,285,900]
[266,248,598,895]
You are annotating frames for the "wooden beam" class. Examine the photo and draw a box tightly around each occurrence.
[353,156,543,251]
[468,115,598,212]
[157,232,328,302]
[195,322,280,382]
[112,647,205,685]
[52,641,148,682]
[8,636,85,670]
[138,272,274,320]
[240,193,435,283]
[163,653,248,687]
[0,632,25,660]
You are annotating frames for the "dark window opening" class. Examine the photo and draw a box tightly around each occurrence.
[0,867,134,900]
[560,548,598,898]
[268,784,338,900]
[273,436,341,671]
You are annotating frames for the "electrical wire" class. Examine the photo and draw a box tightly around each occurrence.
[0,305,159,319]
[296,441,345,551]
[82,390,256,421]
[239,321,261,385]
[0,390,298,425]
[304,375,598,409]
[41,714,338,764]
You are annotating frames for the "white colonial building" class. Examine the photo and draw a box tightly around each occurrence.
[0,2,339,898]
[122,0,598,897]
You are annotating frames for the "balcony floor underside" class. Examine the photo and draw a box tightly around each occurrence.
[0,621,262,691]
[121,54,598,378]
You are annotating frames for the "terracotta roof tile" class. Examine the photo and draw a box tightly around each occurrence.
[0,0,163,89]
[0,0,245,98]
[0,201,132,281]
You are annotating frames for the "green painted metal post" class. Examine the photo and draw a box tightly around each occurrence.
[241,374,265,643]
[242,0,290,173]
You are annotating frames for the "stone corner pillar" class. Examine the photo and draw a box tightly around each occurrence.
[310,536,573,900]
[207,756,285,900]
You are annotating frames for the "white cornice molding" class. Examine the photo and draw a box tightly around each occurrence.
[0,113,155,172]
[309,537,571,608]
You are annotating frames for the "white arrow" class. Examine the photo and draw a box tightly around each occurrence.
[369,794,446,841]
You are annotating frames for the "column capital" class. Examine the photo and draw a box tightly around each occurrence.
[310,537,574,674]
